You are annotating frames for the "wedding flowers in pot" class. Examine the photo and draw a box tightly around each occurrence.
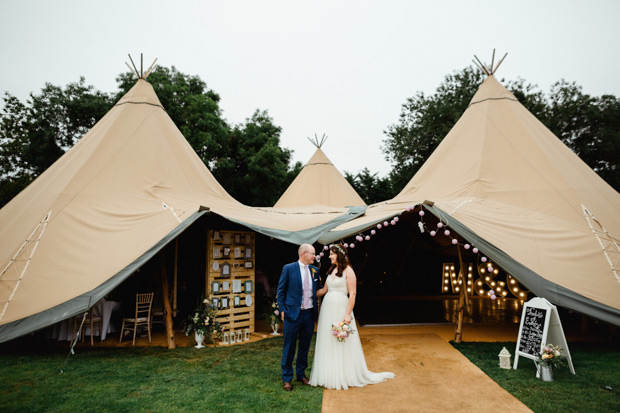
[538,343,565,368]
[332,320,356,342]
[185,296,223,346]
[263,300,280,329]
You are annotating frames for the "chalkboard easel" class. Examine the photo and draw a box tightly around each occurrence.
[513,297,575,375]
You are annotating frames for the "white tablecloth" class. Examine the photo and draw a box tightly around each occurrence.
[47,300,120,341]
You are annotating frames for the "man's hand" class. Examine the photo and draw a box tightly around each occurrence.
[281,311,285,321]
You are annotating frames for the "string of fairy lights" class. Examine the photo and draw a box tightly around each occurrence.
[315,203,528,300]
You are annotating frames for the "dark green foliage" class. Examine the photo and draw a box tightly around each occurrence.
[383,67,484,192]
[0,79,113,206]
[452,341,620,412]
[0,337,322,412]
[213,110,300,206]
[345,168,395,204]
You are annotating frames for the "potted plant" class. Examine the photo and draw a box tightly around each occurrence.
[263,300,281,335]
[537,343,565,381]
[185,296,223,348]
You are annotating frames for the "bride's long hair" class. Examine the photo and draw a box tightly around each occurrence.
[328,244,351,277]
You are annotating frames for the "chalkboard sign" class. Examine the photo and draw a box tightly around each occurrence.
[517,307,547,357]
[513,297,576,375]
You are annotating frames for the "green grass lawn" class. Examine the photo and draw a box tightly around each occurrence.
[0,337,322,412]
[2,337,619,412]
[451,341,620,413]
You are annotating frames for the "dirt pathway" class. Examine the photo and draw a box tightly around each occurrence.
[321,328,531,412]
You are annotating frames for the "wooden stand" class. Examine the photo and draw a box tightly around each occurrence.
[206,230,255,339]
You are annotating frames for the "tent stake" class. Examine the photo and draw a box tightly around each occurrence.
[160,257,176,349]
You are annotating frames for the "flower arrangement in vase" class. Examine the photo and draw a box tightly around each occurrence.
[185,296,223,347]
[537,343,565,381]
[263,300,281,335]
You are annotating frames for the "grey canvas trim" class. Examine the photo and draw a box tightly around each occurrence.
[424,204,620,327]
[0,211,206,344]
[220,206,367,245]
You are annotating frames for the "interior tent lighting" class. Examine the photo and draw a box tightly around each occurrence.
[506,275,529,299]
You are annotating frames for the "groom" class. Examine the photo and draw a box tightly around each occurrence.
[277,243,321,391]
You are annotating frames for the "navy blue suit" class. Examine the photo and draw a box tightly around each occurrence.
[277,261,321,382]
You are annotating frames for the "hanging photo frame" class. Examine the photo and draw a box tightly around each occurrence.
[222,233,231,244]
[234,296,241,306]
[234,247,242,258]
[232,280,242,293]
[234,234,241,244]
[244,280,253,293]
[244,261,253,269]
[221,262,231,278]
[244,234,252,245]
[211,281,220,294]
[245,295,252,306]
[212,297,220,308]
[213,231,221,241]
[213,247,221,259]
[221,297,229,308]
[223,247,231,258]
[244,247,253,259]
[222,281,230,291]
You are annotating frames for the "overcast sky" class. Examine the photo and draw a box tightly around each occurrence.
[1,0,619,177]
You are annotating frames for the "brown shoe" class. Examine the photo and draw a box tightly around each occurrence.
[296,377,310,385]
[282,381,293,391]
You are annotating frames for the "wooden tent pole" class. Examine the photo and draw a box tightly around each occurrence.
[454,244,470,343]
[173,239,178,317]
[160,257,176,349]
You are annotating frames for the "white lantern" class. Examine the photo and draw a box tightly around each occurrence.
[222,331,231,345]
[244,328,250,341]
[498,347,512,369]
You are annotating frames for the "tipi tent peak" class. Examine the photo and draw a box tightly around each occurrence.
[307,133,328,148]
[472,49,508,76]
[125,53,158,79]
[273,137,366,208]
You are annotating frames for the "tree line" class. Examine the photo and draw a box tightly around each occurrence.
[1,65,619,208]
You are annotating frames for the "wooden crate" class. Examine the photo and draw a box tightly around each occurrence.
[206,230,255,334]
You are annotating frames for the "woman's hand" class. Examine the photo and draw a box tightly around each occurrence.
[344,314,352,324]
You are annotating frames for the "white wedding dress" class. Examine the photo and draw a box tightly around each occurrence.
[309,268,395,390]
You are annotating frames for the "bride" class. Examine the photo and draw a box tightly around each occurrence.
[309,244,394,390]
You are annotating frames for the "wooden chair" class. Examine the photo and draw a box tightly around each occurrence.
[71,308,102,346]
[119,292,154,345]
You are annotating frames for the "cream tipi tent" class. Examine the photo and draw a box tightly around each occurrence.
[274,136,366,208]
[0,76,363,343]
[320,73,620,326]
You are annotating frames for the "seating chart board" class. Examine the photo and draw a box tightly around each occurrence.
[206,230,255,336]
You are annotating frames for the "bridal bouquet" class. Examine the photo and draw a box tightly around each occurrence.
[332,321,356,342]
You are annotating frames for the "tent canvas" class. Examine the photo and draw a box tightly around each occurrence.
[0,78,364,343]
[274,144,366,208]
[320,75,620,326]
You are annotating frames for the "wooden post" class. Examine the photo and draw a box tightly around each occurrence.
[160,257,176,349]
[173,239,178,317]
[454,245,470,343]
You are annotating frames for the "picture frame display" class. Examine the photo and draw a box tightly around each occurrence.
[244,247,253,259]
[234,234,241,244]
[211,281,220,294]
[234,247,242,258]
[234,296,241,306]
[232,280,242,293]
[213,247,221,258]
[244,280,253,293]
[223,247,231,258]
[221,297,229,308]
[222,281,230,291]
[244,234,251,245]
[222,233,231,244]
[244,261,253,269]
[245,295,252,306]
[213,231,220,241]
[221,262,231,277]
